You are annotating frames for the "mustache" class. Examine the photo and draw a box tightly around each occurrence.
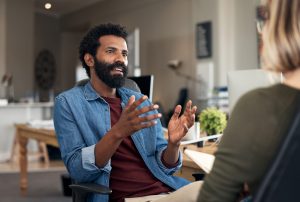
[107,61,127,72]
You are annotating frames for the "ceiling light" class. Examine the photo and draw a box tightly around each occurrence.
[44,3,52,10]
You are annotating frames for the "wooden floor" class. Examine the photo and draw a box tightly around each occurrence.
[0,155,65,173]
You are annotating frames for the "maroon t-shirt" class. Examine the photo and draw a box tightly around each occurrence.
[102,96,172,202]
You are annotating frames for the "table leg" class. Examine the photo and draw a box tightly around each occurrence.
[18,131,28,194]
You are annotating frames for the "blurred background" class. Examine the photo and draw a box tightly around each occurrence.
[0,0,262,201]
[0,0,261,111]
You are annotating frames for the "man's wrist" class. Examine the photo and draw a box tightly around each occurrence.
[166,141,180,154]
[168,140,180,148]
[163,142,180,166]
[161,149,179,168]
[108,128,124,141]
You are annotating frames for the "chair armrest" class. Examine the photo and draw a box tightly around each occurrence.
[69,183,112,195]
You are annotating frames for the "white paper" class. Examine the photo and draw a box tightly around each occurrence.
[184,149,215,173]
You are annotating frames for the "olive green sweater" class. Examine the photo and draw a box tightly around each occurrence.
[198,84,300,202]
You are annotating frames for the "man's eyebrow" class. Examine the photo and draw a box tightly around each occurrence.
[105,46,117,50]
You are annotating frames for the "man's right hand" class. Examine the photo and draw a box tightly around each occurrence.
[111,95,161,139]
[95,95,160,167]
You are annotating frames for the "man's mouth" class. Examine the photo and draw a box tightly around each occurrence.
[111,67,124,75]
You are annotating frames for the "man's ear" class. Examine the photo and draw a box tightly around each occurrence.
[84,53,94,67]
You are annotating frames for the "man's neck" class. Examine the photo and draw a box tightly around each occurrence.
[90,75,118,98]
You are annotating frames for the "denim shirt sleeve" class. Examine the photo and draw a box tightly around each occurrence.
[154,116,183,175]
[54,95,111,182]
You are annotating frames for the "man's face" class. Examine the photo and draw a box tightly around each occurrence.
[94,57,128,88]
[94,35,129,88]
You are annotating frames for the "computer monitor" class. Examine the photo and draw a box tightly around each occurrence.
[227,69,281,113]
[128,75,154,102]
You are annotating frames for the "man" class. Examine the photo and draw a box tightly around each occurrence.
[54,23,197,202]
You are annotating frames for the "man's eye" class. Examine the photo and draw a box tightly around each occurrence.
[123,52,128,57]
[106,50,113,53]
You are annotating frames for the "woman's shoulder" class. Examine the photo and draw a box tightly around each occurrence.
[230,84,281,118]
[237,84,285,105]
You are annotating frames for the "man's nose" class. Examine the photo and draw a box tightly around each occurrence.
[114,52,127,64]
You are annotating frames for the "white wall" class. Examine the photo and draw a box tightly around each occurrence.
[217,0,236,86]
[193,0,258,88]
[0,0,259,111]
[58,0,258,111]
[191,0,219,104]
[60,32,84,91]
[6,0,34,99]
[233,0,258,69]
[0,0,6,78]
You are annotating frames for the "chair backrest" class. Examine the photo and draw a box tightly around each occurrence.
[253,96,300,202]
[75,78,141,93]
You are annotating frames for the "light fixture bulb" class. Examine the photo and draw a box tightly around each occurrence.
[45,3,52,10]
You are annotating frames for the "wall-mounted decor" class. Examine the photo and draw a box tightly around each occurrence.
[196,21,212,59]
[35,50,56,90]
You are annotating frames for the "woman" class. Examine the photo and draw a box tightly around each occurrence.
[198,0,300,201]
[152,0,300,201]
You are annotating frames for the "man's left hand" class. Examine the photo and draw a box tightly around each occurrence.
[167,100,197,146]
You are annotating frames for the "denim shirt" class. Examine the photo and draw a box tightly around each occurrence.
[53,81,190,202]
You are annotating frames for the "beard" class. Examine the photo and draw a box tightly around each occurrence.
[94,58,128,88]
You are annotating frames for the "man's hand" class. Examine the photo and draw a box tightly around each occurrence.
[167,100,197,146]
[162,100,197,166]
[111,95,161,139]
[95,95,161,168]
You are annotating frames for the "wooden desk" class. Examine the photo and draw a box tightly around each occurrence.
[15,124,58,193]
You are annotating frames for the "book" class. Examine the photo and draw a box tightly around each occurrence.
[183,149,215,173]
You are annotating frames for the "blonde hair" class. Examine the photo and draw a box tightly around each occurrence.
[262,0,300,73]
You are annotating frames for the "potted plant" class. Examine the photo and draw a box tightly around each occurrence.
[198,107,227,140]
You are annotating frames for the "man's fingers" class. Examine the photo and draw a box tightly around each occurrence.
[131,119,159,131]
[127,95,148,111]
[191,106,197,114]
[134,104,159,117]
[183,123,189,133]
[139,120,158,129]
[126,95,136,107]
[186,100,192,110]
[183,100,192,115]
[137,113,162,123]
[172,105,182,119]
[187,114,196,128]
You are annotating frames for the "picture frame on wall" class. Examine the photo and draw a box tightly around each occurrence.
[196,21,212,59]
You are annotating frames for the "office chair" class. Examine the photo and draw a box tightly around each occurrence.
[252,100,300,202]
[68,78,141,202]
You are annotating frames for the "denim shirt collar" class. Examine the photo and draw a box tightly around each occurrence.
[83,81,101,101]
[83,81,129,104]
